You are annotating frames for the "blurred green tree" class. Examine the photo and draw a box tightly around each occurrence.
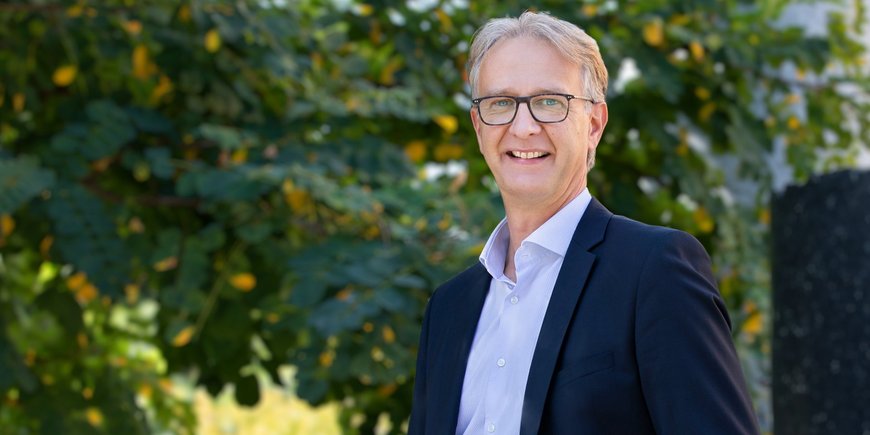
[1,0,867,433]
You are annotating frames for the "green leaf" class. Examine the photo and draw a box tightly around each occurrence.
[0,156,55,214]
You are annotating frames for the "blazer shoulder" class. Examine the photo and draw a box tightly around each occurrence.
[607,213,705,251]
[430,262,488,302]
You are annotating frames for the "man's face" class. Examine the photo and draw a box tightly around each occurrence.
[471,36,607,207]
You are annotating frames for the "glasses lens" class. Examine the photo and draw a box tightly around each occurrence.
[530,95,569,122]
[479,97,517,125]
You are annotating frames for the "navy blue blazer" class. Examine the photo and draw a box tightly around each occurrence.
[408,198,759,434]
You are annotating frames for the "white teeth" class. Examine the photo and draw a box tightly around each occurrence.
[510,151,546,159]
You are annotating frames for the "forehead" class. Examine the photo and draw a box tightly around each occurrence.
[477,36,581,95]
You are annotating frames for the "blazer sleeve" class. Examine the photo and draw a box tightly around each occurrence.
[635,230,760,435]
[408,297,433,435]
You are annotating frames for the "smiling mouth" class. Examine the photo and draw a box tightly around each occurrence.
[508,151,550,159]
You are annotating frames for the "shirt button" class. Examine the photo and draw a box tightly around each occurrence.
[488,423,496,433]
[510,295,519,304]
[497,358,506,367]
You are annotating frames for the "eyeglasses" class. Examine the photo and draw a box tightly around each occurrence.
[471,93,597,126]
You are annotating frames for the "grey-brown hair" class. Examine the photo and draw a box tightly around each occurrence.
[467,11,608,103]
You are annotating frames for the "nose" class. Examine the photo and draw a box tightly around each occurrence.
[509,101,542,137]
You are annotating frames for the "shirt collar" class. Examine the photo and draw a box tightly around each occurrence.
[525,188,592,257]
[478,188,592,279]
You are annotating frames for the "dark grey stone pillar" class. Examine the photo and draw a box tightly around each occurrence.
[772,170,870,435]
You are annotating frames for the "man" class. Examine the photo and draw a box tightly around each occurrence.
[408,11,760,435]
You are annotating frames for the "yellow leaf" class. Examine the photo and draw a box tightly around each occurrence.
[13,93,25,112]
[132,44,154,79]
[437,215,451,231]
[369,20,382,44]
[52,65,78,87]
[377,383,397,397]
[204,29,221,53]
[356,3,374,16]
[128,217,145,233]
[40,235,54,258]
[123,20,142,36]
[149,74,174,105]
[125,283,140,304]
[153,256,178,272]
[319,350,335,367]
[82,386,93,400]
[787,116,800,130]
[676,142,689,157]
[231,148,248,164]
[694,87,710,101]
[138,383,153,400]
[1,214,14,238]
[693,207,715,233]
[230,273,257,292]
[311,52,323,71]
[699,102,716,122]
[669,14,691,26]
[172,326,195,347]
[77,333,89,349]
[67,272,88,291]
[404,140,427,163]
[178,5,191,23]
[748,34,760,46]
[75,283,99,304]
[759,208,771,225]
[435,8,452,31]
[362,322,374,333]
[159,378,173,392]
[433,115,458,134]
[642,18,664,47]
[689,41,705,61]
[742,312,762,335]
[433,143,463,161]
[285,189,313,214]
[85,407,104,427]
[379,57,403,86]
[582,5,598,16]
[362,225,380,240]
[370,346,385,361]
[719,274,734,299]
[336,286,353,301]
[266,313,280,324]
[67,4,83,18]
[382,325,396,343]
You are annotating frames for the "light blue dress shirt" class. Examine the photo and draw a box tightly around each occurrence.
[455,189,593,435]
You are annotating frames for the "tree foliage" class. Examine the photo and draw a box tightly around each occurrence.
[1,0,867,433]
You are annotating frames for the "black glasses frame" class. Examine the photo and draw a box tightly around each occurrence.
[471,93,597,126]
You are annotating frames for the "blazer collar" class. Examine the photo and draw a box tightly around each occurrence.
[434,263,492,435]
[520,197,612,435]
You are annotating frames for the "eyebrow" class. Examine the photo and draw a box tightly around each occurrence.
[480,87,571,96]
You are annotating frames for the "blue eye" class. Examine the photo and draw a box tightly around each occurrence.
[542,98,558,106]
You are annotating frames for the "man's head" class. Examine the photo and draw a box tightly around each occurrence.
[467,11,609,208]
[467,11,608,104]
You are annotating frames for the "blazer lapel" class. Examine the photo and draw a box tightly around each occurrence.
[520,198,612,435]
[431,263,491,435]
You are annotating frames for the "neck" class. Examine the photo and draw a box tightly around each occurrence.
[501,187,584,281]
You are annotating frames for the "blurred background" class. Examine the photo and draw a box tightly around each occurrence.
[1,0,869,434]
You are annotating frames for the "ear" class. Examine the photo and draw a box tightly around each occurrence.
[470,106,484,153]
[587,102,608,148]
